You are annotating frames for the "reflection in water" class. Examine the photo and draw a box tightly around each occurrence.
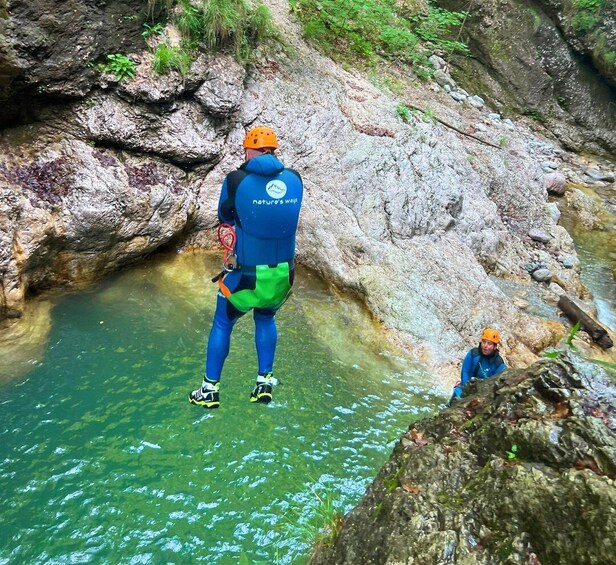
[0,250,444,564]
[0,300,52,385]
[557,181,616,332]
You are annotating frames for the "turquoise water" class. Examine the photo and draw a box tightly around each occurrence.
[557,184,616,332]
[0,251,443,564]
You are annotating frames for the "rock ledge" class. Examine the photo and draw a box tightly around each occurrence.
[311,352,616,564]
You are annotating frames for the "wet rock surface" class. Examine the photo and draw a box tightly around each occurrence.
[438,0,616,156]
[311,352,616,565]
[0,135,197,319]
[0,0,609,371]
[0,0,147,123]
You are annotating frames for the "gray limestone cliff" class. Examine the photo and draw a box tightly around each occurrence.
[0,0,608,372]
[437,0,616,156]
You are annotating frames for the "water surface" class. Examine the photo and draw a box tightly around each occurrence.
[557,179,616,332]
[0,251,443,564]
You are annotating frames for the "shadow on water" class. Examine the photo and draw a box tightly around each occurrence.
[0,250,444,564]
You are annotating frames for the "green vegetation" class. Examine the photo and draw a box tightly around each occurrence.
[422,106,436,123]
[145,0,280,66]
[396,103,412,122]
[289,0,468,77]
[571,0,604,33]
[543,350,560,359]
[142,22,165,39]
[574,0,603,11]
[524,110,547,124]
[530,7,543,33]
[557,96,568,109]
[506,444,518,461]
[572,12,598,33]
[309,492,344,550]
[153,42,192,75]
[590,358,616,371]
[595,32,616,68]
[384,467,404,493]
[382,76,405,95]
[98,53,137,80]
[282,489,344,555]
[566,321,581,350]
[436,490,465,509]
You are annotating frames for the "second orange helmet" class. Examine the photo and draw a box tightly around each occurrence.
[481,328,501,344]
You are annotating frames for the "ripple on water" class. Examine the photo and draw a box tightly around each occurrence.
[0,252,444,564]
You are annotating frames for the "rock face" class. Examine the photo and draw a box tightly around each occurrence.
[438,0,616,156]
[0,0,147,123]
[0,0,592,367]
[0,132,197,318]
[310,352,616,564]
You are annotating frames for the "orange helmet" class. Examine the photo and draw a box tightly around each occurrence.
[481,328,501,344]
[243,126,278,150]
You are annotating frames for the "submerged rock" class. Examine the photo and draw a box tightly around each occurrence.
[311,352,616,564]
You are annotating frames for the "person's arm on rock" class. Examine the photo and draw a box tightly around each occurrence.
[450,349,474,401]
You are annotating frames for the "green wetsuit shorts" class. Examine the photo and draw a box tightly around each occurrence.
[218,262,294,313]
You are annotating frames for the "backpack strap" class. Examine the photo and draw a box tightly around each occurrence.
[470,348,482,379]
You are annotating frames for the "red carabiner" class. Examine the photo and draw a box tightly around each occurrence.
[217,223,236,270]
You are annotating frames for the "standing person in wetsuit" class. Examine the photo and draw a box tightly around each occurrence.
[450,328,506,402]
[189,126,303,409]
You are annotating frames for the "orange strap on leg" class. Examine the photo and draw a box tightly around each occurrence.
[218,278,232,298]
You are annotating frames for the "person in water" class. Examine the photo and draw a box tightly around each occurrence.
[450,328,506,402]
[189,126,304,409]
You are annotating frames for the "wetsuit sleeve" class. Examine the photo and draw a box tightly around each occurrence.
[218,178,235,225]
[460,350,475,387]
[452,350,474,399]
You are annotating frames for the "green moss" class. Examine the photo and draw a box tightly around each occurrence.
[384,467,404,493]
[371,501,383,520]
[595,32,616,69]
[463,459,493,495]
[529,7,543,33]
[494,539,515,561]
[436,490,465,509]
[485,33,511,63]
[461,415,482,430]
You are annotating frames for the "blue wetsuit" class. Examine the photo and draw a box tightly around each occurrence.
[205,153,303,381]
[451,347,506,399]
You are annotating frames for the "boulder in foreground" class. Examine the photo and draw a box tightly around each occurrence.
[311,352,616,564]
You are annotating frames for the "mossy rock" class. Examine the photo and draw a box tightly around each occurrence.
[310,352,616,564]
